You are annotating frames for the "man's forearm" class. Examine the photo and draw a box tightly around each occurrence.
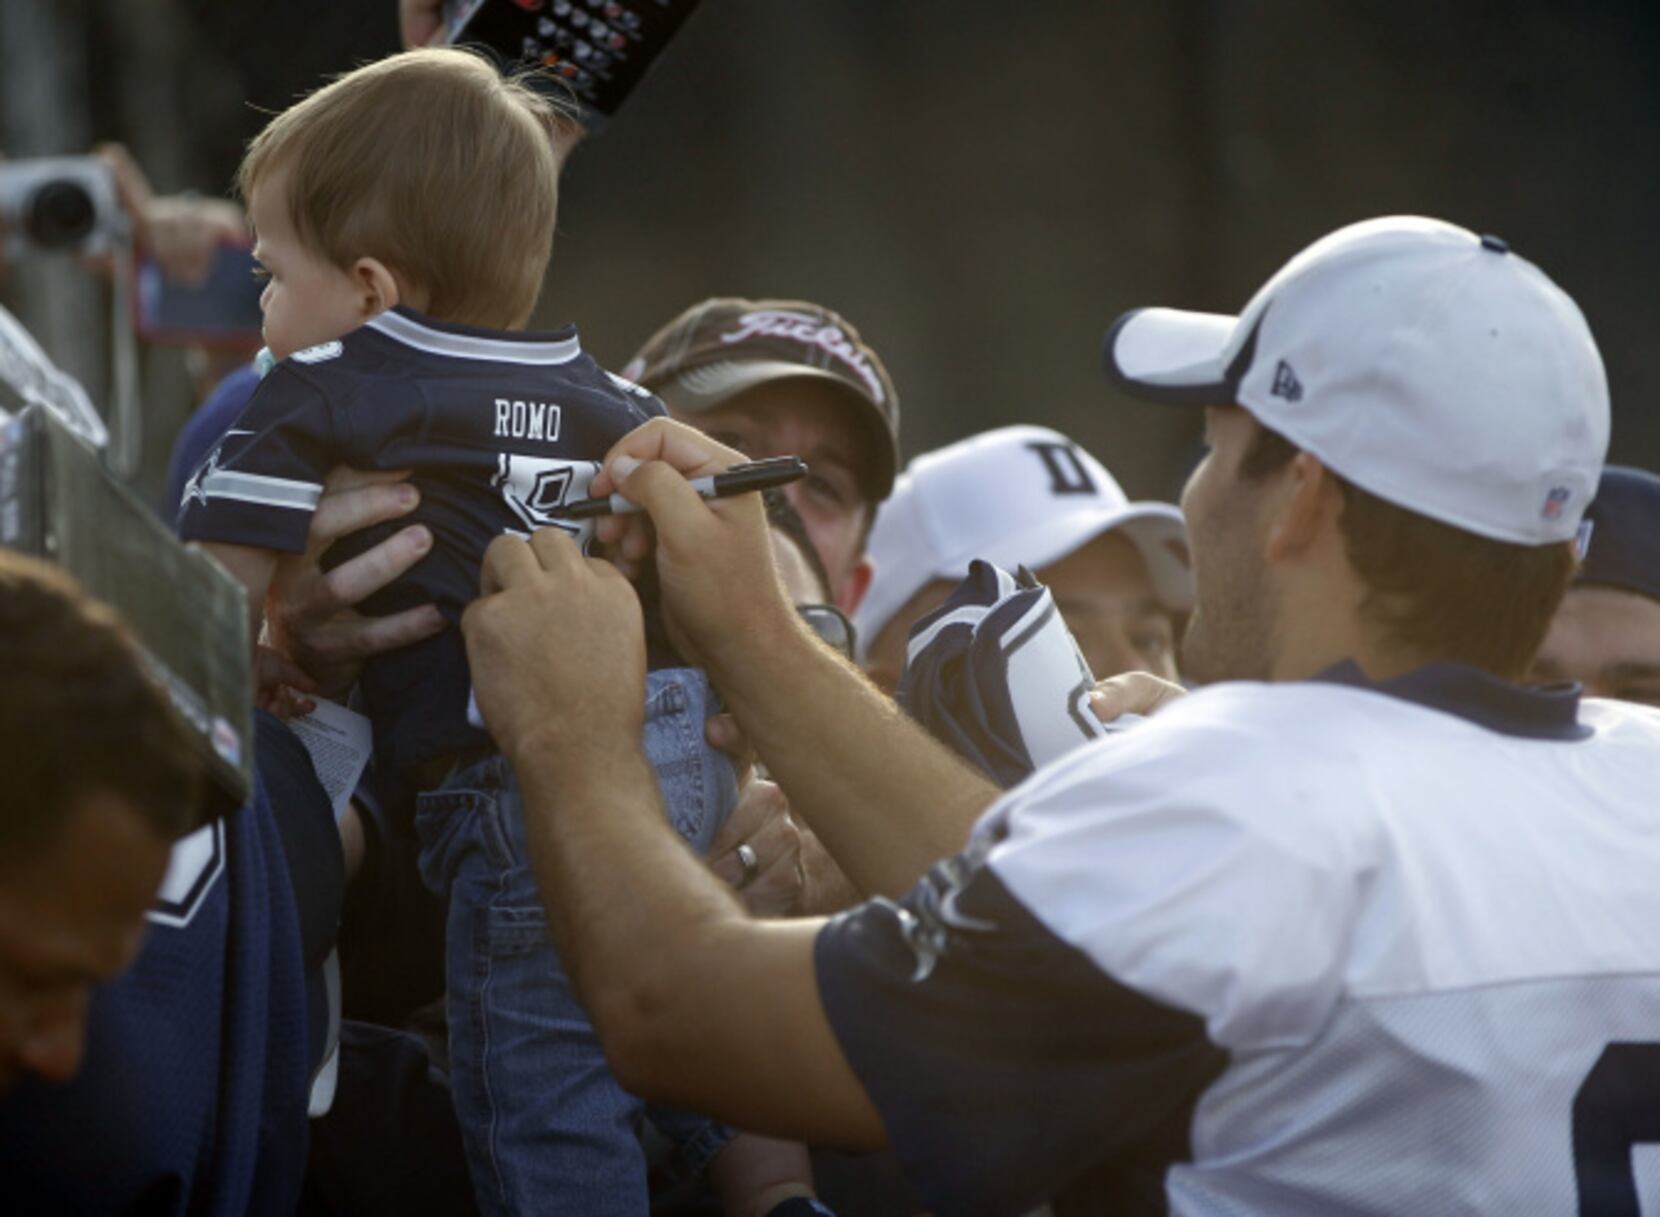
[514,728,736,1027]
[706,609,1000,899]
[582,423,1000,898]
[511,726,885,1145]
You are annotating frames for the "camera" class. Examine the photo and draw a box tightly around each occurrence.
[0,156,126,259]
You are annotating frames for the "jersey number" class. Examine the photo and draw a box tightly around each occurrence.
[1573,1041,1660,1215]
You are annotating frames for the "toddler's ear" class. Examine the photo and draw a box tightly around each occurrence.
[351,257,401,318]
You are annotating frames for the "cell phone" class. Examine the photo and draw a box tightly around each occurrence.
[442,0,701,130]
[133,242,264,350]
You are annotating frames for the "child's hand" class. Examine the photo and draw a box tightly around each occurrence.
[591,419,779,671]
[466,528,647,762]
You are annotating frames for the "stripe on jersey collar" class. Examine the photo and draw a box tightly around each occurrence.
[1314,659,1588,741]
[365,306,581,365]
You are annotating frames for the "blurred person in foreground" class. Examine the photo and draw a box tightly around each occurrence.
[855,424,1192,695]
[0,551,199,1095]
[0,552,343,1217]
[458,217,1660,1214]
[1531,465,1660,707]
[0,268,337,1217]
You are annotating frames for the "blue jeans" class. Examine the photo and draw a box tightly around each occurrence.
[415,669,739,1217]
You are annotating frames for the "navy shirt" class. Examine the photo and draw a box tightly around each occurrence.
[0,715,328,1216]
[165,361,261,518]
[178,307,665,778]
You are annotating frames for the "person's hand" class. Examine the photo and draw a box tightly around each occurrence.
[703,710,756,778]
[591,418,794,671]
[254,643,318,720]
[706,778,805,917]
[399,0,446,47]
[797,824,863,915]
[137,194,247,287]
[93,144,247,286]
[266,467,445,699]
[1089,671,1187,723]
[465,528,647,762]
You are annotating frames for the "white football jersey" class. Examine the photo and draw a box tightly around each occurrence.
[817,663,1660,1215]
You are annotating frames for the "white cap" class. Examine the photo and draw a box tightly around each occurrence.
[1102,216,1610,545]
[854,425,1193,659]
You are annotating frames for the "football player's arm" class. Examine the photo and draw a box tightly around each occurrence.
[464,529,885,1144]
[464,532,1228,1208]
[589,419,1001,899]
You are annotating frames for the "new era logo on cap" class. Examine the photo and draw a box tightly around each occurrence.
[1271,360,1303,402]
[1101,216,1610,546]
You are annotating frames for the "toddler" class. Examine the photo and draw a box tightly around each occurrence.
[179,49,824,1217]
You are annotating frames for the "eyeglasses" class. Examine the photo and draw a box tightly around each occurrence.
[797,603,857,660]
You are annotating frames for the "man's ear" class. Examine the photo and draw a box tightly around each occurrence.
[350,257,401,319]
[836,556,874,617]
[1264,451,1339,563]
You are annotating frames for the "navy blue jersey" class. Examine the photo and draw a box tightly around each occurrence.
[0,719,322,1216]
[178,307,666,777]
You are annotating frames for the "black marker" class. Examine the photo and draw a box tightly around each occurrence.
[549,456,808,520]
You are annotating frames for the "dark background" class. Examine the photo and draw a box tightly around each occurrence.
[3,0,1657,506]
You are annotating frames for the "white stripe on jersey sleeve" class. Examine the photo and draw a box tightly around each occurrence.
[905,567,1021,660]
[198,469,323,510]
[365,311,581,365]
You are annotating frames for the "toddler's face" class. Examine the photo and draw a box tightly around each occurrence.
[248,165,369,361]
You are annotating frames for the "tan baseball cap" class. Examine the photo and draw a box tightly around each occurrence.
[623,297,901,501]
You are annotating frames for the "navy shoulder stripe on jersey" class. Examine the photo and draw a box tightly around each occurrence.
[1313,658,1587,740]
[814,843,1227,1217]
